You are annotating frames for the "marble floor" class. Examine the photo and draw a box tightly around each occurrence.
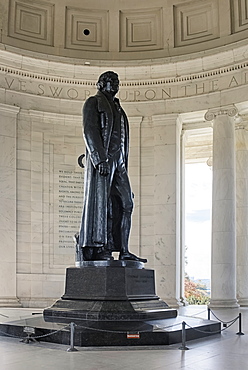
[0,305,248,370]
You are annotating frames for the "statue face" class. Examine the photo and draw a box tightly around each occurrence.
[104,76,119,96]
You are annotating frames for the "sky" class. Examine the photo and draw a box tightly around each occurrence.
[185,162,212,280]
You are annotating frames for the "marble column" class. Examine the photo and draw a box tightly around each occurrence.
[205,105,239,308]
[0,103,21,307]
[153,114,182,308]
[236,122,248,306]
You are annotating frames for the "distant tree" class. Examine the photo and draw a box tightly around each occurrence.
[184,275,210,305]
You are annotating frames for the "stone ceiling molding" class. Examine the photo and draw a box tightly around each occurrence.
[65,7,109,52]
[231,0,248,33]
[173,0,219,47]
[2,0,248,61]
[8,0,54,46]
[120,8,163,52]
[1,57,248,92]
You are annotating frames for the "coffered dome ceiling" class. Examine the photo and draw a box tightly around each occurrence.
[1,0,248,63]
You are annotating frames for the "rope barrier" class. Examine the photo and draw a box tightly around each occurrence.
[0,306,245,352]
[178,308,245,350]
[208,308,239,324]
[0,325,69,341]
[75,322,150,334]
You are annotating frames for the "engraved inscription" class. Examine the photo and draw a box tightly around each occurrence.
[58,169,84,249]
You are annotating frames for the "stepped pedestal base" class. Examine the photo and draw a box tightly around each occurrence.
[44,262,178,323]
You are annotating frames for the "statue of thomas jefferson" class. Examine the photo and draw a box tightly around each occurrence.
[78,71,146,263]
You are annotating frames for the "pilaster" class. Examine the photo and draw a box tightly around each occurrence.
[236,121,248,306]
[0,103,21,307]
[152,113,182,308]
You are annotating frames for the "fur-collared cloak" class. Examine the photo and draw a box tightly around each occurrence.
[79,90,129,248]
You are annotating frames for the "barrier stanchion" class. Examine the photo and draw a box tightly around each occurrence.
[236,313,245,336]
[67,322,78,352]
[207,307,211,320]
[179,321,189,350]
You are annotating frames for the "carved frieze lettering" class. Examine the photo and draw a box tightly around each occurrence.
[1,65,248,102]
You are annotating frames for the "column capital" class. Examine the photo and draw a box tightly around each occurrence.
[204,105,238,121]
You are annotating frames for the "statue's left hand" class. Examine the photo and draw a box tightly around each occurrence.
[97,161,110,176]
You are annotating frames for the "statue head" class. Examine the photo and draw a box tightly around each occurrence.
[97,71,119,96]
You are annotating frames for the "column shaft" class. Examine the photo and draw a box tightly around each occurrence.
[206,107,239,308]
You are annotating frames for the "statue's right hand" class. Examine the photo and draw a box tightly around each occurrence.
[97,161,110,176]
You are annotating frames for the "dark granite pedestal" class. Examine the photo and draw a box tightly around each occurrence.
[44,261,178,323]
[0,263,221,348]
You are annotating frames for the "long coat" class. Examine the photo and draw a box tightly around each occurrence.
[79,90,129,248]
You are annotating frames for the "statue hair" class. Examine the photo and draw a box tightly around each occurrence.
[97,71,119,90]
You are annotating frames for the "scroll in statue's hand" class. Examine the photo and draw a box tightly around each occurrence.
[97,161,110,176]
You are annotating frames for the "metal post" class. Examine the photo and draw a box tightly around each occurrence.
[207,307,211,320]
[179,321,189,350]
[236,313,245,336]
[67,322,78,352]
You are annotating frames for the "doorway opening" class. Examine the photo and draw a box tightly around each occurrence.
[184,162,212,304]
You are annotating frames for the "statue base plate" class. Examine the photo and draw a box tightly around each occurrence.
[44,263,177,323]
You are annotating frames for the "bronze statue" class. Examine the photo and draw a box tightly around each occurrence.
[78,71,146,263]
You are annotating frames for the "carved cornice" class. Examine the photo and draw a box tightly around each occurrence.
[0,102,20,115]
[1,61,248,87]
[204,105,238,121]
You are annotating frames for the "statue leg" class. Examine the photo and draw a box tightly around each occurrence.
[112,165,147,263]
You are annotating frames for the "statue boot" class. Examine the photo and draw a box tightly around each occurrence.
[118,212,147,263]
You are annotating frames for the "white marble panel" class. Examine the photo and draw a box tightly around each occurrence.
[54,125,77,136]
[0,234,16,264]
[236,179,248,206]
[17,189,30,201]
[154,234,176,266]
[17,262,31,274]
[155,265,177,300]
[153,124,177,145]
[17,241,31,254]
[17,276,31,297]
[236,151,248,178]
[31,281,43,297]
[0,167,16,200]
[140,222,154,236]
[237,265,248,296]
[154,173,176,205]
[17,159,31,170]
[236,207,248,236]
[213,169,235,201]
[236,235,248,263]
[212,199,235,233]
[154,204,176,235]
[17,149,31,162]
[214,116,234,138]
[0,262,16,296]
[42,281,64,298]
[236,129,248,150]
[0,199,15,231]
[0,114,16,137]
[154,144,177,175]
[212,232,236,264]
[211,263,236,299]
[17,210,31,225]
[0,136,15,167]
[17,251,30,265]
[213,137,235,170]
[17,138,31,151]
[17,231,31,243]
